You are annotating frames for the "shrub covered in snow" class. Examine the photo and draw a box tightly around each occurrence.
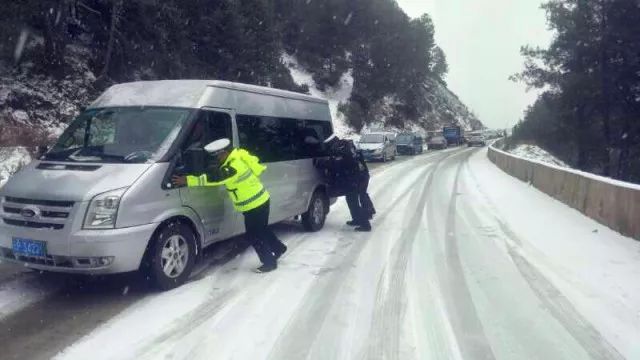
[0,147,32,188]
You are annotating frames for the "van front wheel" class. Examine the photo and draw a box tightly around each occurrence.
[302,191,328,232]
[148,222,197,291]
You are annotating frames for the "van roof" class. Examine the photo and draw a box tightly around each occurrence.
[89,80,328,109]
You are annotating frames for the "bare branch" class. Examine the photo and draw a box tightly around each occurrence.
[77,1,102,16]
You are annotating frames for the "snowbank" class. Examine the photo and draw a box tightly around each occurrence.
[281,53,355,138]
[489,142,640,241]
[508,144,568,168]
[0,147,31,188]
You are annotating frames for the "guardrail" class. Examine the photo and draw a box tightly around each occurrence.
[488,139,640,240]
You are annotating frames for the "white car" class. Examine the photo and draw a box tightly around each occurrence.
[358,133,397,162]
[467,135,487,147]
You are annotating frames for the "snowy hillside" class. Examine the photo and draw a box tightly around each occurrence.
[282,53,483,138]
[423,77,484,132]
[0,47,98,147]
[281,54,355,138]
[507,144,568,167]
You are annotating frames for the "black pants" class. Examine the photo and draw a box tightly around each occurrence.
[359,177,375,217]
[243,200,286,266]
[346,192,371,228]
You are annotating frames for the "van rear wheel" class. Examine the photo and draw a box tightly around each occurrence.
[302,191,328,232]
[148,222,196,291]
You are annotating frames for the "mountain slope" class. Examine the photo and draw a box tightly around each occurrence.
[0,0,482,148]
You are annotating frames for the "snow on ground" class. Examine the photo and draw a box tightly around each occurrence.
[507,143,568,167]
[46,148,640,360]
[0,146,31,188]
[463,149,640,358]
[0,270,63,320]
[281,53,355,139]
[53,154,451,360]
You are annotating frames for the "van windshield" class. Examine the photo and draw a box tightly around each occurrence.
[360,134,385,143]
[44,107,191,163]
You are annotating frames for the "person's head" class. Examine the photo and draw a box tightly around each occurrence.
[323,133,339,154]
[216,149,230,163]
[204,138,232,164]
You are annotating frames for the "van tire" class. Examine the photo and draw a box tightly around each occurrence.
[302,191,328,232]
[148,221,197,291]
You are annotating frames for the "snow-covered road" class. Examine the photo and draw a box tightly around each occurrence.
[1,148,639,360]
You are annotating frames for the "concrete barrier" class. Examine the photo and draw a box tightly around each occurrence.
[488,141,640,241]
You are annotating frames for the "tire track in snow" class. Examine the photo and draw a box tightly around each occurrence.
[266,151,459,360]
[432,149,496,360]
[363,150,452,360]
[129,289,240,360]
[460,154,624,360]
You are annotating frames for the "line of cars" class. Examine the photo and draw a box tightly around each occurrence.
[356,131,425,162]
[426,128,492,150]
[355,126,490,163]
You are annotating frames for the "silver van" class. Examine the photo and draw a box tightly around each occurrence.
[0,80,334,289]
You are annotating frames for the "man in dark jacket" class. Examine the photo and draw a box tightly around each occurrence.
[315,134,374,232]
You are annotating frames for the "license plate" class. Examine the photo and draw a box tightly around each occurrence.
[12,238,47,258]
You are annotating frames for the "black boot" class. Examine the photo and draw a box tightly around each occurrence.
[254,263,277,273]
[346,220,359,226]
[355,225,372,232]
[274,244,287,260]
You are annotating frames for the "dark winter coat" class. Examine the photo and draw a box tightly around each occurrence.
[315,139,369,197]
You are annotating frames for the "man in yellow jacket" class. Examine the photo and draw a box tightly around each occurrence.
[172,138,286,273]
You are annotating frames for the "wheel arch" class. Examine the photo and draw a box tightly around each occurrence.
[140,210,205,271]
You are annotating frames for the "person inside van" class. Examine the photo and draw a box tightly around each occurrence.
[172,138,287,273]
[314,134,374,232]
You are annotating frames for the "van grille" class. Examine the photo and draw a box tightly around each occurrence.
[1,197,74,230]
[4,197,74,208]
[3,219,65,230]
[2,206,69,219]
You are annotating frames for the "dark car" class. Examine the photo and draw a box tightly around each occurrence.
[427,135,448,150]
[395,132,424,155]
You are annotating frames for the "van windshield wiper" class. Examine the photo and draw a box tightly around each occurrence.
[89,153,128,163]
[67,149,126,163]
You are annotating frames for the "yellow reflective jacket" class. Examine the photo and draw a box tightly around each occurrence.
[186,148,269,213]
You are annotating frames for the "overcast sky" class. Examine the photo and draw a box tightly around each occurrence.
[396,0,553,129]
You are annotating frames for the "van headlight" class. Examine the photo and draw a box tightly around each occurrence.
[84,188,127,229]
[374,147,383,154]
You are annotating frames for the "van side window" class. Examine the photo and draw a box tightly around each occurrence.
[236,114,333,163]
[204,111,233,143]
[298,120,332,158]
[183,110,232,150]
[237,115,298,163]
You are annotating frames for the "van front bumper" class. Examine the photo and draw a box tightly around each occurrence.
[0,223,157,274]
